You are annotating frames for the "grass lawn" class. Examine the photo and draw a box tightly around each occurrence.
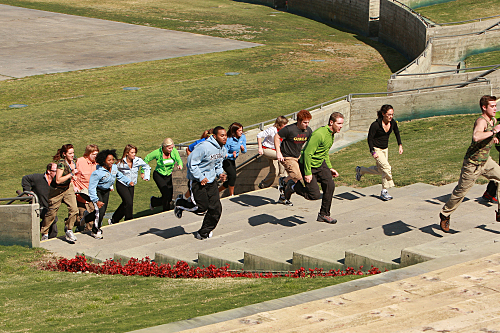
[0,245,363,332]
[0,0,407,232]
[465,50,500,67]
[415,0,500,23]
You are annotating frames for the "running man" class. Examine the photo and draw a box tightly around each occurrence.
[283,112,344,224]
[174,126,227,240]
[275,109,313,206]
[440,95,500,232]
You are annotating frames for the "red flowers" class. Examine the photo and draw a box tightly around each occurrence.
[45,255,384,278]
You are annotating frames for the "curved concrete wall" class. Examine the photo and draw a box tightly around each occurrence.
[287,0,371,36]
[379,0,428,61]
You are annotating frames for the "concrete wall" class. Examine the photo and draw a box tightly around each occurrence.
[241,0,287,8]
[350,84,491,131]
[397,0,455,9]
[432,29,500,65]
[379,0,428,61]
[429,19,500,38]
[0,203,40,247]
[389,69,500,94]
[287,0,371,36]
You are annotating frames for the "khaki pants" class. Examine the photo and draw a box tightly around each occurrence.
[77,200,95,231]
[259,148,287,187]
[41,183,78,235]
[280,157,302,182]
[442,157,500,216]
[359,147,394,190]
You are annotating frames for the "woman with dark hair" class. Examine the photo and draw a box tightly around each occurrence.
[219,122,246,196]
[88,149,133,239]
[41,144,79,242]
[144,138,183,212]
[355,105,403,201]
[109,144,151,224]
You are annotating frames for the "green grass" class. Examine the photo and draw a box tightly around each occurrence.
[0,245,363,333]
[331,114,498,188]
[0,0,407,234]
[465,50,500,67]
[415,0,500,23]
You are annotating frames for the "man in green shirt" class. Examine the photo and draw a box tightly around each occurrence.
[284,112,344,224]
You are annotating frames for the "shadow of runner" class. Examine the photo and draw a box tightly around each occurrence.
[230,195,275,207]
[248,214,306,227]
[137,226,187,239]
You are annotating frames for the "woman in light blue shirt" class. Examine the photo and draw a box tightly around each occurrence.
[110,144,151,224]
[219,122,246,196]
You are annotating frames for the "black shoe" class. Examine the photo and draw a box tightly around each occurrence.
[284,179,295,201]
[278,177,286,194]
[278,194,293,206]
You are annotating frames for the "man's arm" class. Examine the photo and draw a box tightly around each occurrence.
[473,118,500,142]
[274,133,284,161]
[21,174,35,192]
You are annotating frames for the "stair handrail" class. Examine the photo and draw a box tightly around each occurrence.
[2,191,39,205]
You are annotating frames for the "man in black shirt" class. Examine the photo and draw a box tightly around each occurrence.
[21,163,59,239]
[274,109,313,205]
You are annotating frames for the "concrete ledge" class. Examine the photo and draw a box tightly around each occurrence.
[155,251,196,267]
[344,250,399,271]
[291,252,344,271]
[197,253,244,270]
[77,252,104,264]
[243,252,292,271]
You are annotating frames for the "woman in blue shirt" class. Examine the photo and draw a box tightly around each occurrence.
[109,144,151,224]
[219,122,246,196]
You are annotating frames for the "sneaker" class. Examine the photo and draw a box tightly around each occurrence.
[496,210,500,222]
[195,231,209,240]
[380,189,393,201]
[65,230,77,243]
[278,194,293,206]
[174,206,183,219]
[278,177,286,194]
[91,229,103,239]
[258,182,266,189]
[208,231,213,238]
[440,213,450,232]
[482,191,498,203]
[41,234,49,241]
[149,196,154,210]
[284,179,295,201]
[108,218,113,225]
[355,166,362,181]
[317,214,337,224]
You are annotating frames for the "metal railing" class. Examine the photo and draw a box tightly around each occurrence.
[2,191,39,206]
[433,14,500,27]
[393,64,500,78]
[236,154,261,172]
[390,0,430,27]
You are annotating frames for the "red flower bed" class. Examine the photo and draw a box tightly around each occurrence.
[45,255,384,278]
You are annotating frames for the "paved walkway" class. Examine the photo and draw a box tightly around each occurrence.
[0,4,261,79]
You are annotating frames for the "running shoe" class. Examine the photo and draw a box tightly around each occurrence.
[317,214,337,224]
[194,231,212,240]
[278,194,293,206]
[355,166,362,181]
[41,234,49,241]
[482,191,498,203]
[439,213,450,232]
[65,230,77,243]
[278,177,286,194]
[174,206,183,219]
[284,179,295,201]
[91,229,103,239]
[380,189,393,201]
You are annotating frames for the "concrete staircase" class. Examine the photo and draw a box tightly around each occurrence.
[40,182,500,272]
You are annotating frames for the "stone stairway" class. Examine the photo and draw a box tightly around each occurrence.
[40,182,500,272]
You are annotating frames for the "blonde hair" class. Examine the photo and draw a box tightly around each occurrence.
[162,138,174,148]
[83,144,99,157]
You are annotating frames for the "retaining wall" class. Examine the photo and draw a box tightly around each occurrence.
[379,0,428,61]
[429,19,500,38]
[0,203,40,247]
[287,0,371,36]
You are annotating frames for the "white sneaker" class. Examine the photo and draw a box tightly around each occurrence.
[195,231,212,240]
[91,230,103,239]
[41,234,49,241]
[380,190,393,201]
[108,218,113,225]
[65,230,77,243]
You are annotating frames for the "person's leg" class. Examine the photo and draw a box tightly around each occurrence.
[282,158,304,204]
[61,185,78,231]
[92,189,110,234]
[40,187,64,236]
[151,170,167,208]
[375,148,394,190]
[162,174,173,211]
[84,201,95,231]
[124,186,135,220]
[441,161,480,217]
[315,161,335,217]
[198,182,222,238]
[40,208,58,238]
[220,160,237,194]
[294,162,321,201]
[112,181,129,223]
[480,157,500,218]
[259,149,278,188]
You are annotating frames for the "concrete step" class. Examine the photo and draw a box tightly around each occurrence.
[400,222,500,267]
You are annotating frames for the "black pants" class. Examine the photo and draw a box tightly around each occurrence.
[112,181,135,222]
[222,159,237,188]
[84,188,110,232]
[152,170,173,211]
[486,146,500,197]
[176,180,222,238]
[40,207,58,238]
[294,160,335,216]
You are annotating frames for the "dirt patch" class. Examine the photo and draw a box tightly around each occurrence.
[186,24,268,39]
